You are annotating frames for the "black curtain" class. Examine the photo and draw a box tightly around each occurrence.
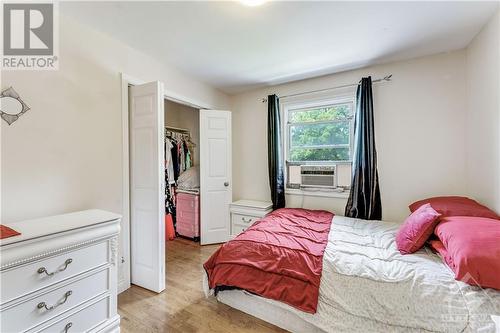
[267,94,286,210]
[345,77,382,220]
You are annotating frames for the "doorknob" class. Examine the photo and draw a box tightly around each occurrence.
[224,182,229,187]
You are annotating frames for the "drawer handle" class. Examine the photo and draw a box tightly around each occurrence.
[37,258,73,276]
[37,290,72,311]
[64,322,73,333]
[241,217,253,223]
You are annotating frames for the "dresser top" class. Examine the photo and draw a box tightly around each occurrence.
[1,209,121,247]
[231,200,273,211]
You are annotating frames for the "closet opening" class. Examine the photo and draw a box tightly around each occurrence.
[123,77,232,294]
[164,100,201,243]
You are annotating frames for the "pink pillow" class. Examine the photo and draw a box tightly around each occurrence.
[396,203,441,254]
[409,196,499,219]
[428,239,452,263]
[434,216,500,290]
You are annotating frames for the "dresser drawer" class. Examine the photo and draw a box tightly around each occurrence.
[1,269,109,332]
[176,223,199,238]
[1,241,109,304]
[177,210,198,225]
[176,193,199,212]
[176,218,198,230]
[33,296,109,333]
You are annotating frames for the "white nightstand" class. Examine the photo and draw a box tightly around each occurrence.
[230,200,273,237]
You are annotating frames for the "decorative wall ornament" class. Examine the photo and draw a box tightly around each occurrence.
[0,87,30,125]
[109,237,119,266]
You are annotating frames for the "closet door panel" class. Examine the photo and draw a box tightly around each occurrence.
[200,110,232,245]
[129,81,165,293]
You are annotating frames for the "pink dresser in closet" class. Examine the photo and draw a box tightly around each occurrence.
[176,192,200,241]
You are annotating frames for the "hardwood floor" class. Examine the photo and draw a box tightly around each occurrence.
[118,238,286,333]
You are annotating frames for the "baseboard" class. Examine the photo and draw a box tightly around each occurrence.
[118,280,130,294]
[94,315,120,332]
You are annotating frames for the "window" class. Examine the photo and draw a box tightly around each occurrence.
[283,96,355,194]
[286,99,354,163]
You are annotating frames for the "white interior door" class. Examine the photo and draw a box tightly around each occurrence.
[200,110,232,245]
[129,81,165,293]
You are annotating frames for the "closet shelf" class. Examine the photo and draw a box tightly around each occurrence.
[165,126,190,134]
[165,126,196,147]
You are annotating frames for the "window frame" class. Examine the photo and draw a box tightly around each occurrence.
[281,92,356,194]
[283,95,356,166]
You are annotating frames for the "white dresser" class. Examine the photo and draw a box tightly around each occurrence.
[0,210,121,333]
[230,200,273,237]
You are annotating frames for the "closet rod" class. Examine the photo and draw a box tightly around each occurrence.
[165,126,190,134]
[261,74,392,103]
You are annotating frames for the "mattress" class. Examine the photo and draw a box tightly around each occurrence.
[206,215,500,332]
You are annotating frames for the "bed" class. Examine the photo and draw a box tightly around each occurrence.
[204,210,500,333]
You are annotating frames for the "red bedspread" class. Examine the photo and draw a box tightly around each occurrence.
[204,208,334,313]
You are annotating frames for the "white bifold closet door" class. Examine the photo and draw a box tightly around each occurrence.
[129,81,165,293]
[200,110,232,245]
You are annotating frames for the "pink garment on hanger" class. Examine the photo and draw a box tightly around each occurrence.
[165,214,175,241]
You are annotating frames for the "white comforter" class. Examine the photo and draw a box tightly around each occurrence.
[222,216,500,332]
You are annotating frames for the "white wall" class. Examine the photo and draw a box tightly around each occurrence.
[165,101,200,165]
[3,9,496,226]
[231,51,469,222]
[465,10,500,214]
[1,14,229,223]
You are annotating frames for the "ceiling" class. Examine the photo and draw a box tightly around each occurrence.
[61,1,498,94]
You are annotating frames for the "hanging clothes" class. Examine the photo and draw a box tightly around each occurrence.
[165,169,176,216]
[165,166,177,234]
[165,140,175,185]
[183,140,189,171]
[186,150,192,169]
[170,138,180,181]
[164,130,196,233]
[165,214,175,241]
[187,140,195,166]
[179,140,185,173]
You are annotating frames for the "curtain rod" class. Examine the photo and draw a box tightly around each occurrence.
[261,74,392,103]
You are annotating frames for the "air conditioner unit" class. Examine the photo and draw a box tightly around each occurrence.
[300,165,336,189]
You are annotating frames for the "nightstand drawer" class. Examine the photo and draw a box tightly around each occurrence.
[230,200,273,237]
[232,213,258,226]
[232,224,249,235]
[231,214,260,236]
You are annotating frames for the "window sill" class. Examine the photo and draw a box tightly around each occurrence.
[285,188,349,199]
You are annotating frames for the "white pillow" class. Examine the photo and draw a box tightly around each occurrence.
[177,166,200,189]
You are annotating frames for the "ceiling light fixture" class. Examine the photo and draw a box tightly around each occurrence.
[240,0,266,7]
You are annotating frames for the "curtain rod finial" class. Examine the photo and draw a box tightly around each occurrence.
[262,98,268,103]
